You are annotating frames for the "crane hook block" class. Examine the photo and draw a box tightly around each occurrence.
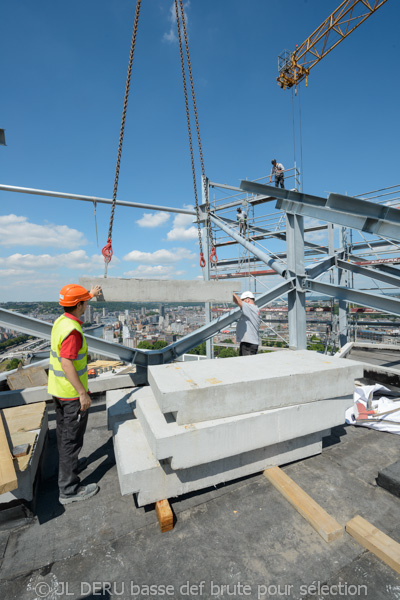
[102,238,113,264]
[199,252,206,268]
[210,247,218,263]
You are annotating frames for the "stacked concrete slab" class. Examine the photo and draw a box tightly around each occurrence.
[110,350,363,506]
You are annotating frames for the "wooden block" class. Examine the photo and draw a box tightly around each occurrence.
[155,499,174,533]
[263,466,343,543]
[346,515,400,574]
[12,443,31,458]
[0,410,18,494]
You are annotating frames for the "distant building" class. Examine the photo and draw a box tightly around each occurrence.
[103,329,114,343]
[84,305,93,323]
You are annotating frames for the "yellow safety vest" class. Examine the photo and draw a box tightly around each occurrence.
[47,315,88,398]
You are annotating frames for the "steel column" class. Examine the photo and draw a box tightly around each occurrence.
[286,212,307,350]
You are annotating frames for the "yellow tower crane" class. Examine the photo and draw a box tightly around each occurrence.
[277,0,388,93]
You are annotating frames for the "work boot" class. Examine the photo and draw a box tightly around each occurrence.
[59,483,99,505]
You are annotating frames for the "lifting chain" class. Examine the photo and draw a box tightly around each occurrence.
[175,0,217,266]
[102,0,142,277]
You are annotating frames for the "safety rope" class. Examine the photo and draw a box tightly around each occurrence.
[175,0,216,266]
[102,0,142,277]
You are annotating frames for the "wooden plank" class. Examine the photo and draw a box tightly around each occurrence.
[263,466,343,542]
[346,515,400,574]
[3,402,46,433]
[7,366,48,390]
[0,410,18,494]
[155,499,174,533]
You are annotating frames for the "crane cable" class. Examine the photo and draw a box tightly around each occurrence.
[175,0,216,267]
[102,0,142,277]
[291,86,304,191]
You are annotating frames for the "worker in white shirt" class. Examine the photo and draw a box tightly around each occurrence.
[236,207,247,235]
[269,159,285,189]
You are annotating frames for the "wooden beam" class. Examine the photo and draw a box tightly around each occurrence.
[346,515,400,574]
[0,410,18,494]
[155,499,174,533]
[263,466,343,542]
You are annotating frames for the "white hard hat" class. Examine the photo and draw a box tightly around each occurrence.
[240,291,255,300]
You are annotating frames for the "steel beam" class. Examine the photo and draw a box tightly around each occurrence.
[0,184,196,216]
[337,260,400,288]
[304,280,400,317]
[0,308,136,362]
[209,214,287,277]
[305,252,344,279]
[240,182,400,243]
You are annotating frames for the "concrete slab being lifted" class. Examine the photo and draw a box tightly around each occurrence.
[148,350,364,424]
[135,388,353,470]
[79,276,237,303]
[113,418,328,506]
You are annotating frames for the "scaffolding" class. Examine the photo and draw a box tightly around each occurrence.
[208,176,400,353]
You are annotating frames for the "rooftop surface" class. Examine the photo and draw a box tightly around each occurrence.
[0,394,399,600]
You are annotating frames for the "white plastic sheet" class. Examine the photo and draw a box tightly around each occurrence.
[345,384,400,435]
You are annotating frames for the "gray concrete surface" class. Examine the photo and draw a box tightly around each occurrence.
[0,399,399,600]
[135,389,354,469]
[79,276,237,303]
[148,350,364,424]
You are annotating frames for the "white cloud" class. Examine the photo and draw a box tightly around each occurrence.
[123,247,195,264]
[1,250,119,271]
[136,212,170,228]
[163,1,190,44]
[123,265,186,279]
[0,215,87,248]
[304,217,329,244]
[166,208,197,241]
[0,269,35,277]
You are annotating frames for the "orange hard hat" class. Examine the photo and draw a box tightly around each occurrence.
[59,284,92,307]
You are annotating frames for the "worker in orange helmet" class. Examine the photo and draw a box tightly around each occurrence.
[48,283,102,505]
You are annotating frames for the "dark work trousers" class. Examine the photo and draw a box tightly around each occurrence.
[53,397,88,496]
[275,173,285,188]
[239,342,258,356]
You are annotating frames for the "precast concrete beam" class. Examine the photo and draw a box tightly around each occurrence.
[106,386,153,431]
[148,350,363,424]
[113,419,328,506]
[79,276,237,303]
[135,389,353,470]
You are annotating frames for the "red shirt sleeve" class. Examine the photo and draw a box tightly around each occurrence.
[60,330,83,360]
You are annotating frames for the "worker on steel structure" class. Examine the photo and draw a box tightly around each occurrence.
[269,159,285,188]
[236,207,247,236]
[48,283,102,504]
[233,291,261,356]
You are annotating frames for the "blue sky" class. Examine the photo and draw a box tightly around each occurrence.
[0,0,399,301]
